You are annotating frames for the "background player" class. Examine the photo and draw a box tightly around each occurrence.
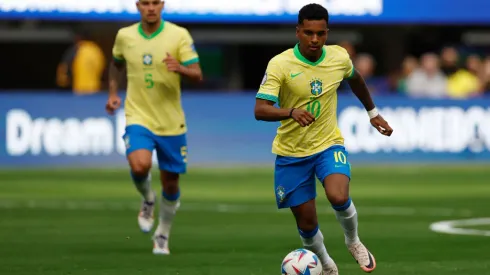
[105,0,203,255]
[254,4,393,274]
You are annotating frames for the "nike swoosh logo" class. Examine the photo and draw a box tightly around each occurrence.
[290,72,303,78]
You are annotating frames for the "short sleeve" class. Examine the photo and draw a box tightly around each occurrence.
[112,31,125,63]
[179,29,199,66]
[256,58,283,103]
[344,57,355,79]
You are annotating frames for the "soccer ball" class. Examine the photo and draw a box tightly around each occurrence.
[281,248,322,275]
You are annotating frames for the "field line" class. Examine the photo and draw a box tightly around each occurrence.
[429,218,490,237]
[0,200,474,217]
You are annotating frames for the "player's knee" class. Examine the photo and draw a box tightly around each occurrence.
[131,161,151,177]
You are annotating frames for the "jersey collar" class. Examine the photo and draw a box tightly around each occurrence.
[138,20,165,40]
[293,43,326,66]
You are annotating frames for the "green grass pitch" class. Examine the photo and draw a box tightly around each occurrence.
[0,166,489,274]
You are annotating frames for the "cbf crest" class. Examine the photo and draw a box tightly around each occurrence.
[143,54,153,65]
[276,186,286,203]
[310,78,323,96]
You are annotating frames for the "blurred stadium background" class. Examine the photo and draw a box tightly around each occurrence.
[1,1,490,274]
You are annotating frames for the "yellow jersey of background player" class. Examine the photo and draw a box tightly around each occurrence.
[105,0,203,256]
[112,17,199,136]
[254,3,393,275]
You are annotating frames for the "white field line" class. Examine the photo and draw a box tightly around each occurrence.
[429,218,490,237]
[0,200,475,217]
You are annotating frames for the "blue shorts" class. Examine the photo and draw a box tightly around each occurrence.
[274,145,351,209]
[122,125,187,174]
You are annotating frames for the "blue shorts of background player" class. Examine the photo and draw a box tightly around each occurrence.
[123,125,187,174]
[274,145,351,209]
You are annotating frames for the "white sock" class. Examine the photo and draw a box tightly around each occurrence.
[131,172,154,202]
[333,198,360,245]
[300,228,334,269]
[157,193,180,237]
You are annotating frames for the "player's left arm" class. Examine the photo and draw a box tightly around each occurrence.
[346,66,393,136]
[164,29,203,82]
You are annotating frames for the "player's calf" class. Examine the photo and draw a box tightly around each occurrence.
[128,150,155,233]
[128,149,154,202]
[324,174,360,246]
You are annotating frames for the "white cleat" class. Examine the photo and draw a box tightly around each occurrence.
[138,192,156,233]
[322,259,339,275]
[152,234,170,255]
[348,241,376,273]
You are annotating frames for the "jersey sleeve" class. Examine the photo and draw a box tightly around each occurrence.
[179,29,199,66]
[344,58,355,79]
[112,30,125,63]
[341,47,355,79]
[256,58,283,104]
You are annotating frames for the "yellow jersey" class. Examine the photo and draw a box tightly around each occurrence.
[112,20,199,136]
[257,44,355,157]
[57,40,105,94]
[72,41,106,94]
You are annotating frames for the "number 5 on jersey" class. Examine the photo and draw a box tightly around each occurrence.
[145,73,154,89]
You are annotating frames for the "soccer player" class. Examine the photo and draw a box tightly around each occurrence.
[254,4,393,275]
[105,0,202,255]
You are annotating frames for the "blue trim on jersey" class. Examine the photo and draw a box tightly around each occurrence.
[181,57,199,66]
[256,93,278,103]
[298,225,319,238]
[162,190,180,201]
[332,197,352,211]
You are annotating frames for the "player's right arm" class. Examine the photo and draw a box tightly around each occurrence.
[106,31,125,115]
[254,59,315,127]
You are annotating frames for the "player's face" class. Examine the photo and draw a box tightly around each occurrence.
[296,19,328,58]
[137,0,164,24]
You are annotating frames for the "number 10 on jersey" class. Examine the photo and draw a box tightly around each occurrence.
[306,100,321,118]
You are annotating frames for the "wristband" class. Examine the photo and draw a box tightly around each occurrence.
[367,107,379,119]
[289,108,295,118]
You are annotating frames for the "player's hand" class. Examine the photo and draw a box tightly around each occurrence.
[163,53,182,73]
[370,115,393,136]
[105,95,121,115]
[291,108,315,127]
